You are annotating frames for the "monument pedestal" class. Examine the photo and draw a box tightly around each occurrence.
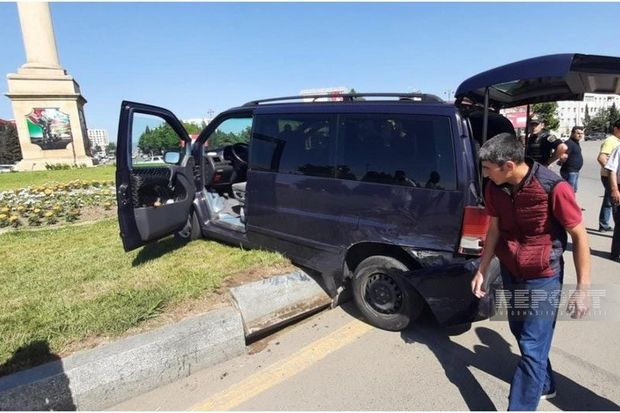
[5,2,92,171]
[7,68,92,171]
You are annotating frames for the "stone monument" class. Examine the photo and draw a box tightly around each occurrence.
[5,2,92,171]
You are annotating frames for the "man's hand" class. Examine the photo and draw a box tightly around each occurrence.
[611,188,620,205]
[471,270,486,298]
[566,286,591,319]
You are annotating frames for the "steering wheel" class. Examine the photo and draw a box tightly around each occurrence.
[231,142,249,165]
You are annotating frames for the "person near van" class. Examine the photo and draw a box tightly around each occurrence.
[471,133,591,411]
[525,115,561,166]
[552,126,585,192]
[597,120,620,232]
[604,144,620,261]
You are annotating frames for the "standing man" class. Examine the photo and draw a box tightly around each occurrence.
[552,126,585,192]
[604,144,620,261]
[472,133,591,411]
[597,120,620,232]
[526,115,561,166]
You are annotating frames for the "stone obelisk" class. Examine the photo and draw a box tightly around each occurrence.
[6,2,92,171]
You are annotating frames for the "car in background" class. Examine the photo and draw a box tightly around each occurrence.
[585,131,607,141]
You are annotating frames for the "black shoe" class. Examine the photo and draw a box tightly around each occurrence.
[611,255,620,262]
[599,226,613,232]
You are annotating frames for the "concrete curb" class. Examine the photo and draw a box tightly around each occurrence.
[0,271,331,410]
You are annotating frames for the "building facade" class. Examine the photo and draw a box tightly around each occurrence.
[87,128,109,154]
[557,93,620,134]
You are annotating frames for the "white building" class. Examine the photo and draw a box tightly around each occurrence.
[557,93,620,134]
[300,87,349,102]
[87,129,109,154]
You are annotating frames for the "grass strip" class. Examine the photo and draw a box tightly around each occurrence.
[0,218,288,375]
[0,166,115,191]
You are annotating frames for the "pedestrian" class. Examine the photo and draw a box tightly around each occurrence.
[525,115,561,166]
[597,120,620,232]
[604,144,620,262]
[471,133,591,411]
[552,126,585,192]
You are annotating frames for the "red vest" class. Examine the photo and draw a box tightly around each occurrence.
[486,161,567,279]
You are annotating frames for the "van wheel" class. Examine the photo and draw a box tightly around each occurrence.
[175,210,202,241]
[352,256,423,331]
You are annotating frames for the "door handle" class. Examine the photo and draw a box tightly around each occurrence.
[117,184,130,206]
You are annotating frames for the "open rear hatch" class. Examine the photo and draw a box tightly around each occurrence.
[455,53,620,109]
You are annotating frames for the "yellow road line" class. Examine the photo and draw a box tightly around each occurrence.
[191,319,373,411]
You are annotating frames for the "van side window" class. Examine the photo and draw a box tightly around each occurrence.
[250,114,336,178]
[337,114,456,190]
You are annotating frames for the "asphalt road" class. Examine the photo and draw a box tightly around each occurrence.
[110,140,620,411]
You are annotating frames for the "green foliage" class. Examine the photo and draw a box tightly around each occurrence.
[584,104,591,127]
[44,163,89,171]
[106,142,116,156]
[532,102,559,131]
[137,121,200,155]
[608,102,619,131]
[0,123,23,165]
[208,126,251,148]
[587,107,612,133]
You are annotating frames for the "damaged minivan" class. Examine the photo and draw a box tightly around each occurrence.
[116,53,620,331]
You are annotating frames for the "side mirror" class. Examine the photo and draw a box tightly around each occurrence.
[163,151,181,164]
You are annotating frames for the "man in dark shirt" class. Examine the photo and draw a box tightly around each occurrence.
[526,115,561,165]
[553,126,585,192]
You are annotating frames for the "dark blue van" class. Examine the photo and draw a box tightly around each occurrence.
[116,53,620,331]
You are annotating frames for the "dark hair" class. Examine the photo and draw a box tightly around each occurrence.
[571,126,584,134]
[614,119,620,129]
[479,132,524,165]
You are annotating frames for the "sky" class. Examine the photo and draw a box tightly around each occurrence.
[1,2,620,142]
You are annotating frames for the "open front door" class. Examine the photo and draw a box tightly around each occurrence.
[116,101,195,251]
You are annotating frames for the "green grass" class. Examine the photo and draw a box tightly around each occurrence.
[0,218,288,375]
[0,166,115,191]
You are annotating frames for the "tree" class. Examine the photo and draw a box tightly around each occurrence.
[588,107,610,133]
[583,104,591,129]
[0,123,23,164]
[532,102,559,131]
[106,142,117,156]
[93,145,102,154]
[608,102,619,132]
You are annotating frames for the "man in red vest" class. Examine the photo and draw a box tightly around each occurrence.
[471,133,591,410]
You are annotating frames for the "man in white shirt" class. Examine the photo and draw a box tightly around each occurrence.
[604,145,620,261]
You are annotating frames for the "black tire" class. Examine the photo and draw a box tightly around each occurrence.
[352,255,424,331]
[175,210,202,242]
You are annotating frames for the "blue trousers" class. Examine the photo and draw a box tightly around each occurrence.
[560,170,579,193]
[599,176,613,229]
[500,265,563,411]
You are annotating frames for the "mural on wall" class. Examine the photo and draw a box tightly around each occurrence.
[25,108,73,150]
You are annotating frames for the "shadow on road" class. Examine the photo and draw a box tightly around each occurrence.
[0,340,76,410]
[400,319,619,411]
[586,227,614,239]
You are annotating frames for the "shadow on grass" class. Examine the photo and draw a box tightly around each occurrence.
[0,340,76,410]
[132,236,187,266]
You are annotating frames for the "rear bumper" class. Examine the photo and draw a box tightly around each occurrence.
[402,257,502,326]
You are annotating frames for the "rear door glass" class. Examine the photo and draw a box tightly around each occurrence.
[337,114,456,190]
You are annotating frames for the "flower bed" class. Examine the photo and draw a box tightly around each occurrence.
[0,180,116,228]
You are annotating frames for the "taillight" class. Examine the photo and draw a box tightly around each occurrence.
[458,206,491,256]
